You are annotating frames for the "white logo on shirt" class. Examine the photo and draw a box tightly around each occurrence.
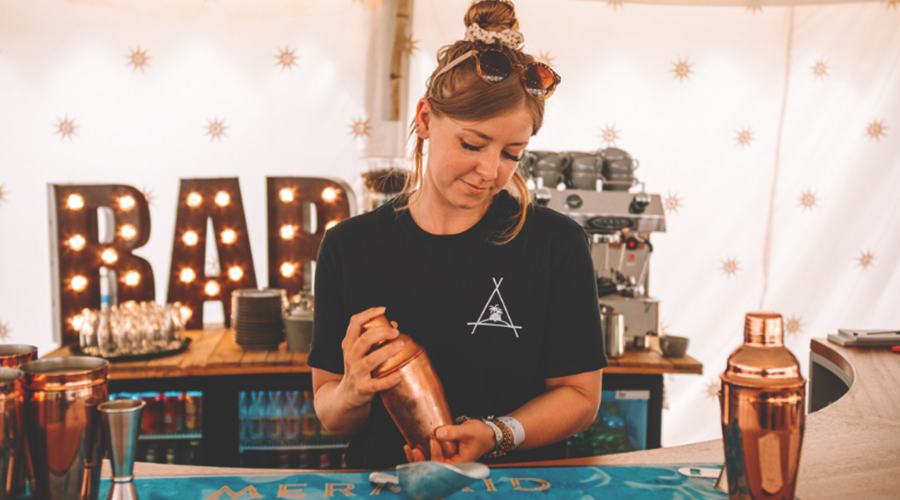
[467,278,522,337]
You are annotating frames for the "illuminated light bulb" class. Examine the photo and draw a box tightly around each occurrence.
[101,248,119,264]
[187,192,202,207]
[321,187,337,202]
[183,231,199,246]
[215,191,230,207]
[280,262,296,278]
[221,229,237,244]
[68,234,87,251]
[180,268,196,283]
[280,224,296,240]
[180,306,193,322]
[124,271,141,286]
[118,195,136,211]
[71,275,88,291]
[70,315,85,331]
[205,281,220,296]
[67,194,84,210]
[325,220,338,231]
[279,188,294,203]
[228,266,243,281]
[120,224,137,240]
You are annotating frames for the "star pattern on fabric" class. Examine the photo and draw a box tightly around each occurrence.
[126,46,150,72]
[671,57,694,82]
[735,126,754,148]
[0,320,10,342]
[811,59,829,79]
[56,116,78,140]
[401,35,419,55]
[535,50,555,66]
[856,250,875,270]
[599,124,621,147]
[721,256,741,278]
[141,186,156,207]
[0,184,7,206]
[887,0,899,10]
[866,120,887,141]
[784,315,804,337]
[663,192,683,214]
[275,47,298,71]
[746,5,763,14]
[348,117,372,139]
[705,379,720,401]
[205,117,228,142]
[607,1,624,10]
[798,189,818,211]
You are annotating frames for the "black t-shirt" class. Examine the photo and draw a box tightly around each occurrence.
[308,191,607,469]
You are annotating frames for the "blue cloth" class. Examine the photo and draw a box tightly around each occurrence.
[96,465,732,499]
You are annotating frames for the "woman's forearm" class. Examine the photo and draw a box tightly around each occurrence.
[508,370,603,450]
[313,378,372,439]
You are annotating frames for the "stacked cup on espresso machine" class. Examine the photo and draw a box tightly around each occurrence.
[522,148,666,353]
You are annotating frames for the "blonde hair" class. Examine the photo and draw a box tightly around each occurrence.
[398,0,544,245]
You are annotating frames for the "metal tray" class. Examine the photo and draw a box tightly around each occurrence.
[70,337,192,362]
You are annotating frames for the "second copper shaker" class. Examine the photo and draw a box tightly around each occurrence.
[363,315,457,459]
[720,312,806,500]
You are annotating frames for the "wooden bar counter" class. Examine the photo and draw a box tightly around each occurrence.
[109,338,899,499]
[44,327,703,379]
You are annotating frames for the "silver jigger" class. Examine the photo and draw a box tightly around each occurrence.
[99,399,146,500]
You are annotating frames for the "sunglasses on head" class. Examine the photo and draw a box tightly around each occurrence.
[435,49,561,100]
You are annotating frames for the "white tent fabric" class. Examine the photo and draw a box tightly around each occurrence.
[1,0,898,448]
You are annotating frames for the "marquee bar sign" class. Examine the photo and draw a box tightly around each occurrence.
[49,177,354,344]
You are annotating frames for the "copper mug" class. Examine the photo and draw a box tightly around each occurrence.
[0,368,24,500]
[720,312,806,500]
[0,345,37,368]
[21,357,109,500]
[363,315,457,459]
[0,345,37,494]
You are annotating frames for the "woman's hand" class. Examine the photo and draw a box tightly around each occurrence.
[403,420,496,464]
[337,307,405,409]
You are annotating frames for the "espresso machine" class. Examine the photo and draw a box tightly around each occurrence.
[523,149,666,349]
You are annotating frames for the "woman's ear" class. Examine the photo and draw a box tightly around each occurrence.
[414,98,432,139]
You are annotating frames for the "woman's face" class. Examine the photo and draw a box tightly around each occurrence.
[416,99,534,215]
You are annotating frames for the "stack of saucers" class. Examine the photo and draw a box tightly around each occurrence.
[231,288,286,349]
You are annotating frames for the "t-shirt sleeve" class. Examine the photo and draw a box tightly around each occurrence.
[308,231,347,375]
[540,223,608,378]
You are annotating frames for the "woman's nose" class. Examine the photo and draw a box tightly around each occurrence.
[475,154,500,182]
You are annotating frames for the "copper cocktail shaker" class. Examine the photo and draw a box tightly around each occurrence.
[0,345,37,368]
[720,312,806,500]
[21,356,109,500]
[363,315,457,459]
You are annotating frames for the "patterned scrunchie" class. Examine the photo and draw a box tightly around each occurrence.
[464,23,525,49]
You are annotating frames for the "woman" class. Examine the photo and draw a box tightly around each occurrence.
[308,0,606,469]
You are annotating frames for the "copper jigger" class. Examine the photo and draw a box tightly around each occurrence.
[720,312,806,500]
[0,368,24,500]
[21,356,109,500]
[99,399,146,500]
[363,315,457,459]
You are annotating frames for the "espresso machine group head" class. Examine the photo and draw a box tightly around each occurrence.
[526,149,666,349]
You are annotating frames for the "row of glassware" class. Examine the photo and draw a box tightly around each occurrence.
[78,301,188,357]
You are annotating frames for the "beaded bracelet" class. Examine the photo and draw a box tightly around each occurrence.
[483,417,515,458]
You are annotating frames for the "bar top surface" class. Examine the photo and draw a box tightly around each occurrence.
[118,338,900,500]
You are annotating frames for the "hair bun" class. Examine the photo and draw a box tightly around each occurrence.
[464,0,519,33]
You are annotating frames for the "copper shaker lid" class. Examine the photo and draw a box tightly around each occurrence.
[362,315,424,378]
[721,312,806,388]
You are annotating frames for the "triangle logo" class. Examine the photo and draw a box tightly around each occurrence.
[467,278,522,337]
